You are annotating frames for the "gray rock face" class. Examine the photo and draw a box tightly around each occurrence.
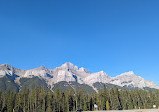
[0,62,159,91]
[0,64,25,78]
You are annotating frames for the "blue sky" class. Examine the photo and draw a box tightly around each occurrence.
[0,0,159,84]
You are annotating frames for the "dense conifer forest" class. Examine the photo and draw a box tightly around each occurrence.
[0,85,159,112]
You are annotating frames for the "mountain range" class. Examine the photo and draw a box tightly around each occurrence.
[0,62,158,92]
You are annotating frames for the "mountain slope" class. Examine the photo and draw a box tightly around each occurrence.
[110,71,159,89]
[0,76,19,92]
[52,81,95,93]
[19,77,49,91]
[0,62,158,92]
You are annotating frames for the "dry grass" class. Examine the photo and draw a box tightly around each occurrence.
[84,109,159,112]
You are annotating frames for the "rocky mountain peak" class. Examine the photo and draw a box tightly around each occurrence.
[61,62,74,68]
[34,66,48,70]
[79,67,89,73]
[0,64,13,70]
[60,62,78,70]
[100,71,111,77]
[0,63,159,90]
[98,70,107,74]
[118,71,136,77]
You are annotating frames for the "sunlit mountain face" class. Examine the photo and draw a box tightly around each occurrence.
[0,62,159,92]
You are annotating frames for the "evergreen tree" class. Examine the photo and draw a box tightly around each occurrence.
[7,91,14,112]
[46,91,52,112]
[0,84,159,112]
[106,100,110,110]
[68,90,74,111]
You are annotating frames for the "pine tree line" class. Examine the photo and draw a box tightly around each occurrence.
[0,85,159,112]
